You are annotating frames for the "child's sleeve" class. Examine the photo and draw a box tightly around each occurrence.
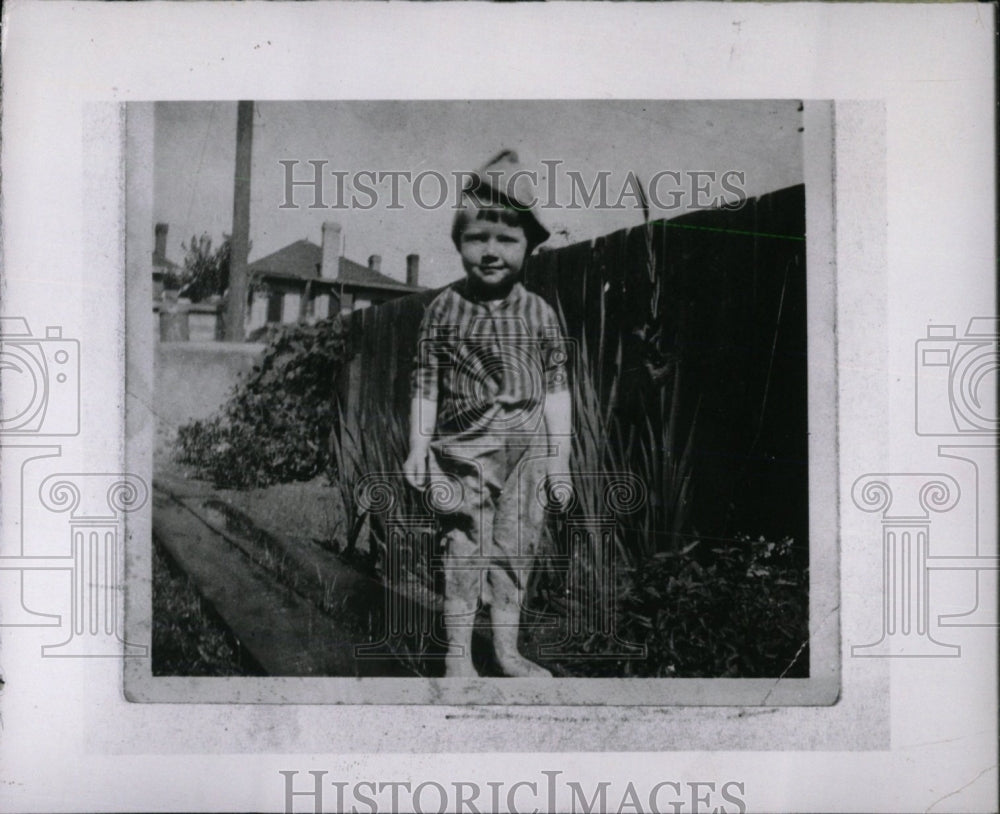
[410,302,440,403]
[539,302,570,395]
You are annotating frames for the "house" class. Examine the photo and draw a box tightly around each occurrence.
[245,221,422,333]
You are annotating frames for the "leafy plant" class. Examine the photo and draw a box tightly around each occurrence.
[172,233,237,303]
[615,535,809,677]
[526,533,809,678]
[175,314,352,487]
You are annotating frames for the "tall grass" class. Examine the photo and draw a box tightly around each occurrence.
[553,232,699,566]
[329,391,442,675]
[526,206,810,677]
[523,192,704,659]
[329,397,419,569]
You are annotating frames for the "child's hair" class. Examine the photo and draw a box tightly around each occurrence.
[451,192,547,252]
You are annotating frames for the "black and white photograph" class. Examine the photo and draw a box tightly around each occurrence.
[0,3,995,812]
[130,99,837,703]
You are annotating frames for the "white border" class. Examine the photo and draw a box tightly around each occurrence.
[1,3,995,812]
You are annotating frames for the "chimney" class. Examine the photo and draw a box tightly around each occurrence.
[320,221,343,280]
[154,223,168,259]
[406,253,419,287]
[368,254,382,273]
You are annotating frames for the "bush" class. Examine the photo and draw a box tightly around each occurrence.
[175,315,352,488]
[615,535,809,678]
[525,534,808,679]
[176,233,232,303]
[523,534,808,679]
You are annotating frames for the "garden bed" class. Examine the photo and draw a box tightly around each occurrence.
[154,461,808,679]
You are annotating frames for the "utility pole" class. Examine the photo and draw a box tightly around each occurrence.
[226,100,253,341]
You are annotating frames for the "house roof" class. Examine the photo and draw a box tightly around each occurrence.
[252,270,339,289]
[337,257,423,292]
[248,239,422,293]
[248,239,322,279]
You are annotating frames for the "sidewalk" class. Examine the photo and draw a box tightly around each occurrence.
[153,467,425,677]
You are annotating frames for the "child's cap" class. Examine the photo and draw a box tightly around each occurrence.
[461,149,550,249]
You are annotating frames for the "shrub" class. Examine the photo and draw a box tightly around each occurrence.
[615,535,809,678]
[525,534,809,679]
[175,315,352,488]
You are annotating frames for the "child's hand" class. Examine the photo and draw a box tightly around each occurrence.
[403,447,430,490]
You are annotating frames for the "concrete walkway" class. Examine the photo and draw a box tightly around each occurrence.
[153,472,423,677]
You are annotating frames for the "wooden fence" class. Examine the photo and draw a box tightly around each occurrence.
[338,184,808,547]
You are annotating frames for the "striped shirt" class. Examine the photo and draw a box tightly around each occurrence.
[411,279,569,434]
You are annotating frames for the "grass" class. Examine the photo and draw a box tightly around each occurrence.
[151,535,264,676]
[330,397,423,566]
[217,478,346,551]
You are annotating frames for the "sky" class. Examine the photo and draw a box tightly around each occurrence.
[153,100,803,291]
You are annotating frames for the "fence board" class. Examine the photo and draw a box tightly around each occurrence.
[340,185,808,547]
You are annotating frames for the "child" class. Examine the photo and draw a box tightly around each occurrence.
[403,150,572,678]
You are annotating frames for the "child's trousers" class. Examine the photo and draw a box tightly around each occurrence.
[430,413,550,616]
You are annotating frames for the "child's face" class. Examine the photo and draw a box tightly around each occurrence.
[458,217,528,292]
